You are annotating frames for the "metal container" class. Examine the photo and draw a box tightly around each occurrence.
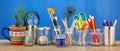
[103,26,109,46]
[109,26,115,46]
[103,26,115,46]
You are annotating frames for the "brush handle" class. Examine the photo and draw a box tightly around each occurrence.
[78,30,88,45]
[62,20,68,31]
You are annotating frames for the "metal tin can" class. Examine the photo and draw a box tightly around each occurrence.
[103,26,109,46]
[109,26,115,46]
[103,26,115,46]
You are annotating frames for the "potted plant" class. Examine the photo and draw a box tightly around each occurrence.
[9,6,27,31]
[9,6,27,45]
[1,6,31,45]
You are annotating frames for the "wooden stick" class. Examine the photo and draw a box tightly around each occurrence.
[78,30,88,45]
[47,8,60,36]
[78,21,89,45]
[62,18,76,45]
[62,19,69,44]
[62,19,71,45]
[62,19,68,30]
[70,20,76,32]
[69,20,76,45]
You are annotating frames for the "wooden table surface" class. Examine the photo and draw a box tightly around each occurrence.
[0,40,120,51]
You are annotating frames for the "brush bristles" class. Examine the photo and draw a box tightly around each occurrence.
[47,8,55,14]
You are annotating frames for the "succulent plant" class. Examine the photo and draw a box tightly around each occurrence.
[14,6,26,26]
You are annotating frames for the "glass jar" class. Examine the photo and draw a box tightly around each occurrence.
[86,29,103,46]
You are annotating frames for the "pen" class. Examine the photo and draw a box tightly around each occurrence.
[103,20,106,26]
[113,19,117,27]
[103,20,108,26]
[106,21,109,26]
[110,21,113,26]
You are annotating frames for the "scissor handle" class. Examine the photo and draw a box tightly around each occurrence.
[73,15,80,20]
[79,12,87,21]
[73,12,87,30]
[73,15,83,30]
[74,20,81,30]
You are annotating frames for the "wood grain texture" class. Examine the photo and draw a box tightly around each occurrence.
[0,40,120,51]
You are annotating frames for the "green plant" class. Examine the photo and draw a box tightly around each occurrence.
[14,6,26,26]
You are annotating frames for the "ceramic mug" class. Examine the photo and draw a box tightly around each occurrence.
[1,25,26,45]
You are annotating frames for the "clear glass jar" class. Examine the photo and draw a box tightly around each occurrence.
[44,27,52,45]
[37,27,48,46]
[86,29,104,46]
[72,30,87,46]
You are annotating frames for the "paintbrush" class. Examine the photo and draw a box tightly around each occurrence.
[78,21,89,45]
[62,18,68,31]
[62,19,76,45]
[64,6,75,24]
[47,8,60,36]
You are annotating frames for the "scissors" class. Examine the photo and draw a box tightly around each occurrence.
[73,12,87,30]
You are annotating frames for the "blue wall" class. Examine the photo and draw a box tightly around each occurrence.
[0,0,120,40]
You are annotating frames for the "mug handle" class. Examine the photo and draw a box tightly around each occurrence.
[1,28,10,41]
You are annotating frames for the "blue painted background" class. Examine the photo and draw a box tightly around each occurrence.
[0,0,120,40]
